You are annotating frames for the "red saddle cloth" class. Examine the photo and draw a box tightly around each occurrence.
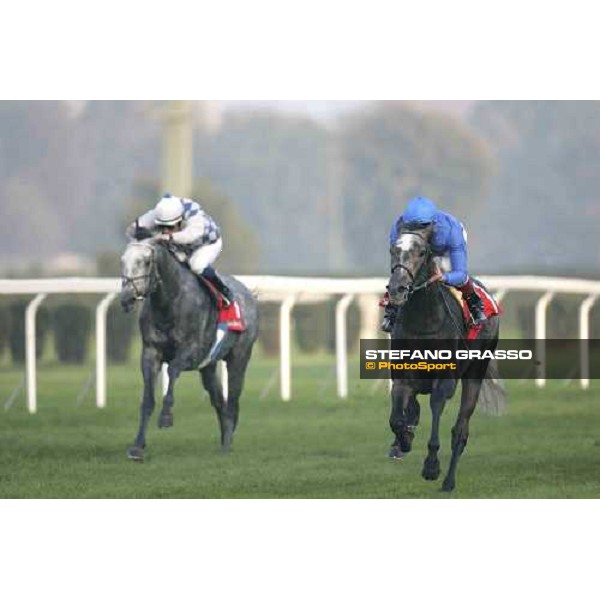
[462,282,501,340]
[200,277,246,332]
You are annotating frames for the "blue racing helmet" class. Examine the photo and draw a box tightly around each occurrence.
[402,196,437,225]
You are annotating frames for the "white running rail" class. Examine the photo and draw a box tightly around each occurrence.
[1,275,599,412]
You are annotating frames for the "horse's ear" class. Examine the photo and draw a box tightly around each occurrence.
[134,220,153,241]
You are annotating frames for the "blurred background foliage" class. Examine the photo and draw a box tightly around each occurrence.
[2,100,599,278]
[469,101,600,273]
[338,103,495,271]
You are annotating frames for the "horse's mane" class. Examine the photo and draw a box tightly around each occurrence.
[123,238,199,288]
[398,222,433,237]
[123,238,156,256]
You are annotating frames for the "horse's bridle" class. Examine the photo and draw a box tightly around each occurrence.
[390,231,432,296]
[122,242,161,300]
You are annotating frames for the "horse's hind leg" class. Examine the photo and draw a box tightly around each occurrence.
[422,386,448,481]
[200,363,231,452]
[128,346,161,461]
[158,364,181,429]
[223,351,252,442]
[442,378,482,492]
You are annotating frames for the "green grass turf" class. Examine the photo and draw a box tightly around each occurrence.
[1,355,600,498]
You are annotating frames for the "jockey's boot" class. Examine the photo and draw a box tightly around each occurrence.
[464,291,486,325]
[381,304,398,333]
[201,266,234,307]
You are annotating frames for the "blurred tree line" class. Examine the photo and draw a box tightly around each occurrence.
[1,100,599,276]
[0,101,161,262]
[337,103,493,271]
[469,101,600,275]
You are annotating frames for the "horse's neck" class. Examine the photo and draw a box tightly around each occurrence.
[149,245,212,321]
[402,262,446,332]
[150,245,183,315]
[405,287,443,323]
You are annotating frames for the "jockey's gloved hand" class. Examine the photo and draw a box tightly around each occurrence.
[133,226,154,241]
[428,269,444,285]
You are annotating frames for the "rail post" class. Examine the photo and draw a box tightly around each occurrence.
[335,294,354,399]
[25,293,47,414]
[579,294,598,390]
[535,292,554,388]
[280,295,296,401]
[95,292,118,408]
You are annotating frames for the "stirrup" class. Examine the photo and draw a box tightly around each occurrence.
[221,294,232,308]
[468,305,487,325]
[471,311,487,325]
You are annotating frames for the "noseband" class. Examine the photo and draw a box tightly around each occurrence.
[391,262,417,282]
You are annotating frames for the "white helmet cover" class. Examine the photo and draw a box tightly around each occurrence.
[155,196,184,226]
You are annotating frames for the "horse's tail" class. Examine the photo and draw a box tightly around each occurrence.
[478,358,507,416]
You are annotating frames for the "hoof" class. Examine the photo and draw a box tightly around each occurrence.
[158,412,173,429]
[388,445,404,460]
[441,478,455,492]
[421,461,441,481]
[127,446,144,462]
[399,431,414,454]
[220,434,234,454]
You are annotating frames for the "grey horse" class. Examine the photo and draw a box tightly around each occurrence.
[120,237,259,461]
[387,225,500,492]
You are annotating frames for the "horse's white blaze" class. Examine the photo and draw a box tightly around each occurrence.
[395,235,415,252]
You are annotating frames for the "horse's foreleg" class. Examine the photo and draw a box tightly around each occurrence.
[158,363,181,429]
[389,380,418,457]
[422,388,447,481]
[128,347,161,461]
[442,378,482,492]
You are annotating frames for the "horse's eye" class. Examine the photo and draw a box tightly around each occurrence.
[419,250,426,257]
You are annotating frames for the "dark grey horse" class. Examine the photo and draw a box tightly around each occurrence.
[387,226,500,492]
[120,238,258,461]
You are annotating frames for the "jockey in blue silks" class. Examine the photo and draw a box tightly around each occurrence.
[382,196,486,332]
